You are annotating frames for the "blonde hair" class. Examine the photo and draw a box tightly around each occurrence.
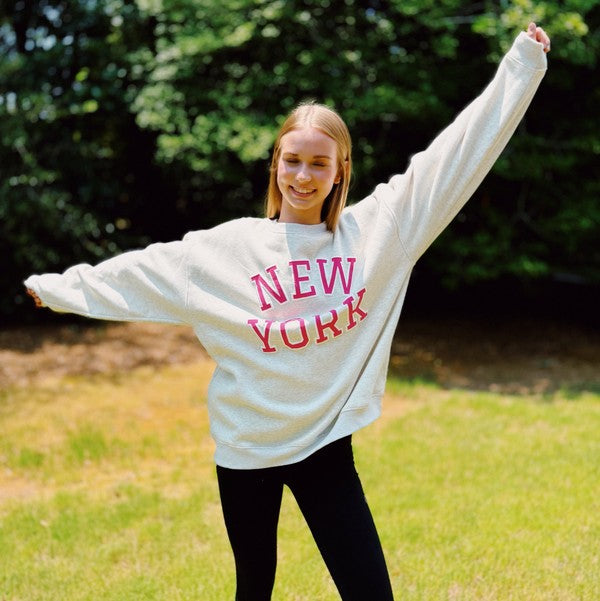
[265,102,352,232]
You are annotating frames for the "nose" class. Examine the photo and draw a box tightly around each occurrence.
[296,163,311,182]
[296,169,311,182]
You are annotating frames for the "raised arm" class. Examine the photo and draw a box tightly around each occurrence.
[371,23,549,262]
[24,239,192,324]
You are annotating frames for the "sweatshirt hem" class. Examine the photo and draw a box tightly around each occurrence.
[213,399,382,469]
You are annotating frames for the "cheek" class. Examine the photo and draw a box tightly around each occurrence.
[276,167,288,194]
[276,161,290,182]
[321,169,339,188]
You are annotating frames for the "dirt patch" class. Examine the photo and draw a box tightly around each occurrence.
[1,318,598,394]
[391,317,599,395]
[0,322,206,388]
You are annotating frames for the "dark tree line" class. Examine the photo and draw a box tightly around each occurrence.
[1,0,598,323]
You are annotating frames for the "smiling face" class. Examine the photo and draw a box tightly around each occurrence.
[276,127,341,225]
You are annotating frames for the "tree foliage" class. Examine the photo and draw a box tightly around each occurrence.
[1,0,598,321]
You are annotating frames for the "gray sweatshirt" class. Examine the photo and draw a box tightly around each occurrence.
[25,33,547,469]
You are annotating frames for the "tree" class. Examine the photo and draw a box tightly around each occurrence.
[2,0,598,322]
[1,0,171,320]
[133,0,599,289]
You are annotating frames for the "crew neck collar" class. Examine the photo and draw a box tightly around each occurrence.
[267,219,329,234]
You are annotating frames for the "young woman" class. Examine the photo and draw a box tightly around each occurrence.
[26,23,550,601]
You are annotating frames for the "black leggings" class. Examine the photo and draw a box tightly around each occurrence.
[216,436,394,601]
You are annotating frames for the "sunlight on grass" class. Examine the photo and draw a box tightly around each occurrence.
[1,362,599,600]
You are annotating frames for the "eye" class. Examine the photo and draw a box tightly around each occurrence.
[284,158,299,164]
[313,162,327,167]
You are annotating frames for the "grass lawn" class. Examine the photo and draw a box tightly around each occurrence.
[1,361,599,600]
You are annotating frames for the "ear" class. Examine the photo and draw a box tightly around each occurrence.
[334,159,349,184]
[333,160,348,184]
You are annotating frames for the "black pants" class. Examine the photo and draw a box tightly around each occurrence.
[216,436,394,601]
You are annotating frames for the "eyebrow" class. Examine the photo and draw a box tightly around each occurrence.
[282,152,333,160]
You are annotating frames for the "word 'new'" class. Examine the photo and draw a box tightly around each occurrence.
[250,257,357,311]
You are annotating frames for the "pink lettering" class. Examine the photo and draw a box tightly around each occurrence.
[343,287,368,329]
[280,318,310,349]
[316,257,356,294]
[250,265,288,311]
[315,310,343,344]
[290,260,317,300]
[247,318,277,353]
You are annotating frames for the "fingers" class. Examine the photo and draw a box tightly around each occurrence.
[536,26,551,53]
[26,287,43,308]
[526,21,551,53]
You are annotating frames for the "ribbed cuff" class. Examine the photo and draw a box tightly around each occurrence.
[509,31,548,71]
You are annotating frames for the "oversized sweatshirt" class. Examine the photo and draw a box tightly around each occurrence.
[25,33,547,469]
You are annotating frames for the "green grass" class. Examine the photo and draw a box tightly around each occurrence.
[1,363,599,600]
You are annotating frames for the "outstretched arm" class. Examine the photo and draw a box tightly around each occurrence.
[24,240,192,324]
[369,22,550,262]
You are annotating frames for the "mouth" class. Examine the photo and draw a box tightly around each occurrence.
[289,185,316,198]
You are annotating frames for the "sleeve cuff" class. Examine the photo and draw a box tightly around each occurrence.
[509,31,548,71]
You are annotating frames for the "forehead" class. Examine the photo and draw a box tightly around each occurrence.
[280,127,337,157]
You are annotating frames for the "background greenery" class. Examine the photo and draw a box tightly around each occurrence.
[1,0,599,322]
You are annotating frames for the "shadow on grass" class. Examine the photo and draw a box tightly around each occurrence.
[558,381,600,399]
[2,316,599,397]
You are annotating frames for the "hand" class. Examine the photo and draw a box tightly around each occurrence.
[527,22,551,53]
[26,287,43,308]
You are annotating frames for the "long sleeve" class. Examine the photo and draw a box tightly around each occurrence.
[372,31,547,262]
[24,240,191,324]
